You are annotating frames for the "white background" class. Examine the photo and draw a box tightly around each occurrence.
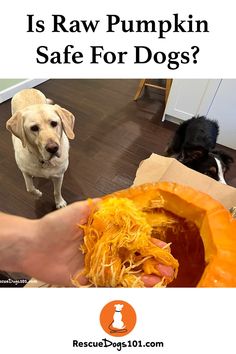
[0,0,235,77]
[1,289,235,354]
[1,0,236,353]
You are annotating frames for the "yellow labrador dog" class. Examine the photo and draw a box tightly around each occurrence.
[6,88,75,208]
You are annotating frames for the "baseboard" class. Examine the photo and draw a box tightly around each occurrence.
[164,114,183,125]
[0,79,48,103]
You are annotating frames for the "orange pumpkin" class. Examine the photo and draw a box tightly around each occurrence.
[106,182,236,287]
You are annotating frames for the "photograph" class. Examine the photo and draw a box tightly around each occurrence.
[0,78,236,289]
[2,0,236,352]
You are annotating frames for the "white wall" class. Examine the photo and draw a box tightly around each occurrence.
[0,79,48,103]
[207,80,236,150]
[163,79,236,150]
[0,79,26,91]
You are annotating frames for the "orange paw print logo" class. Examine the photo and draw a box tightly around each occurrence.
[100,300,136,337]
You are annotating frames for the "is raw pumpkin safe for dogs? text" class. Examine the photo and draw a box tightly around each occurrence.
[25,13,209,68]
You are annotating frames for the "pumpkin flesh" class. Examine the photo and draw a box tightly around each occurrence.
[75,182,236,287]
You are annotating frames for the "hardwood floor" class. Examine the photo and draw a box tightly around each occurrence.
[1,79,236,220]
[0,79,165,218]
[0,79,236,286]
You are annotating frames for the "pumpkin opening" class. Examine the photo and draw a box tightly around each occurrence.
[73,182,236,288]
[74,197,205,287]
[148,209,206,287]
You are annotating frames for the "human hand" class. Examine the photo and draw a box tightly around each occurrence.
[21,199,99,286]
[140,238,175,287]
[17,201,173,288]
[75,237,174,288]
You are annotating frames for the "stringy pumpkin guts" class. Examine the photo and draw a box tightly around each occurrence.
[72,197,179,288]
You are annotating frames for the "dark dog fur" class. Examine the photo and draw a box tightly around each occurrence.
[165,116,219,162]
[165,116,233,182]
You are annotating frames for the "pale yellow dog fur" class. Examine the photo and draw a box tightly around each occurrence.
[6,88,75,208]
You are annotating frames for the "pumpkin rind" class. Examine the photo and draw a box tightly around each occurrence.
[105,182,236,287]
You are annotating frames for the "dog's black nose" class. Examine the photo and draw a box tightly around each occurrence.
[45,142,59,154]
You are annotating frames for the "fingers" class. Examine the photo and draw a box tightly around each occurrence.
[156,263,174,278]
[142,238,174,287]
[78,198,101,220]
[49,197,101,227]
[141,274,162,287]
[75,274,89,286]
[73,237,174,288]
[151,237,168,248]
[141,264,174,287]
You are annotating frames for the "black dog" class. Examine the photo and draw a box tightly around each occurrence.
[165,116,233,183]
[185,150,233,183]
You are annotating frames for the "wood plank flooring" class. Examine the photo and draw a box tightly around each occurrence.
[1,79,236,220]
[0,79,236,286]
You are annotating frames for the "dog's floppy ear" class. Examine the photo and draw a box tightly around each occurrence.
[6,111,27,147]
[54,104,75,140]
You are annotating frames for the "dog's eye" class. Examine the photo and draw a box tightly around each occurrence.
[51,121,58,128]
[30,125,39,132]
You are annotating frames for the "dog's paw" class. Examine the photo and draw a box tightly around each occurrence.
[56,198,67,209]
[28,188,43,199]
